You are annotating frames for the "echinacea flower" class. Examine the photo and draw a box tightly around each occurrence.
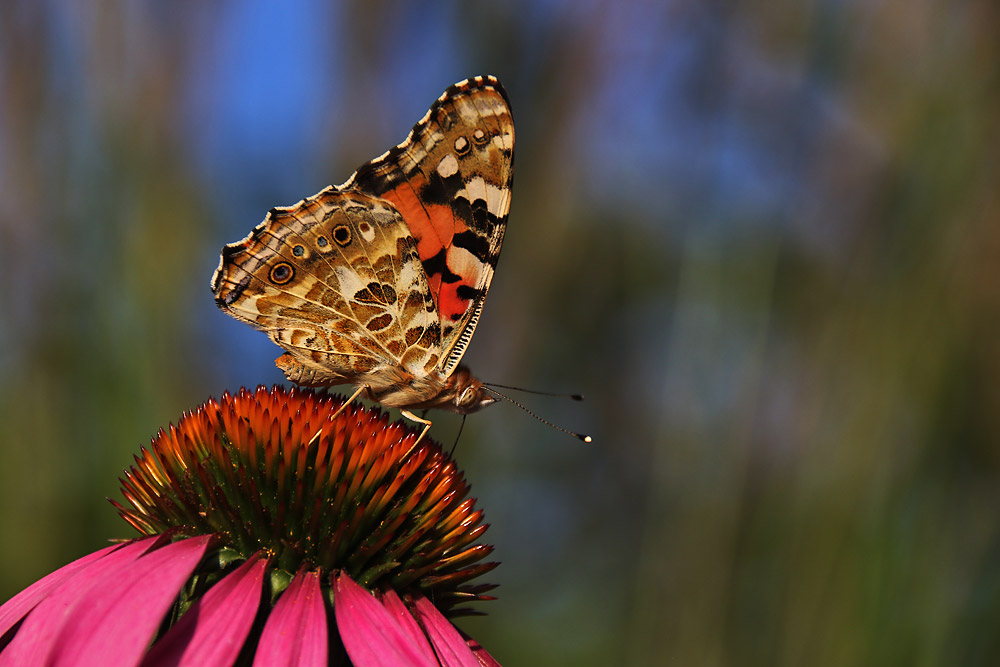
[0,386,500,666]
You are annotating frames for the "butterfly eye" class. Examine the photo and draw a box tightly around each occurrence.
[269,262,294,285]
[333,225,352,246]
[458,386,478,407]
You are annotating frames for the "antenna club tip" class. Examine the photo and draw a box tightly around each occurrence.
[571,394,585,401]
[580,434,593,443]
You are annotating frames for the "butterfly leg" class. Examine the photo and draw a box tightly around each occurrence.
[307,385,369,447]
[400,409,433,450]
[330,385,368,421]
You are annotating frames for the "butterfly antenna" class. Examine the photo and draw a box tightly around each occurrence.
[482,386,592,443]
[483,382,584,401]
[450,415,467,456]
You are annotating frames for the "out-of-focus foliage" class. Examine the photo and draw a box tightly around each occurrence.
[2,1,999,665]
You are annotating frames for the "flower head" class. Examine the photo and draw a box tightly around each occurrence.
[0,386,500,666]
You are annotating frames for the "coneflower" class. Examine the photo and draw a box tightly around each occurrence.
[0,386,499,666]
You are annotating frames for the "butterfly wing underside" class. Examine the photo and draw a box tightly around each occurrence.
[211,191,443,386]
[211,75,513,392]
[344,75,514,377]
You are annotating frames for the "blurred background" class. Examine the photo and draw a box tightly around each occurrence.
[2,1,1000,664]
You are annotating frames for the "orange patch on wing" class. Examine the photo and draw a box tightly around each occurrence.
[382,183,469,262]
[414,203,456,261]
[428,274,442,298]
[438,282,471,322]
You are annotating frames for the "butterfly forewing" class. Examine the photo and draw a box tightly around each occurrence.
[344,75,514,376]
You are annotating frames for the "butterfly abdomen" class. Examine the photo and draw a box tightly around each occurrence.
[365,365,496,415]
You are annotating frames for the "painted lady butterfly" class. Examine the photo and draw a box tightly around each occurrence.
[211,75,513,440]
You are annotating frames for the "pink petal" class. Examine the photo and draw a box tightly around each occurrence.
[379,590,435,651]
[0,541,123,639]
[141,553,268,667]
[412,596,482,667]
[47,535,213,667]
[253,571,327,667]
[334,573,437,667]
[0,537,163,665]
[461,632,501,667]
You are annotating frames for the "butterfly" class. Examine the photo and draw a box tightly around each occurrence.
[211,75,513,442]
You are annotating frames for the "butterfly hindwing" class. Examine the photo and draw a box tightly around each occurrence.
[343,75,514,376]
[212,189,442,386]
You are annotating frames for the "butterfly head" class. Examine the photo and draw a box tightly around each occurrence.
[447,367,498,414]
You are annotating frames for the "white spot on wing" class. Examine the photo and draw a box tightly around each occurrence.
[437,154,459,178]
[447,246,491,283]
[336,266,367,297]
[398,260,422,292]
[457,177,508,217]
[464,177,486,204]
[492,131,513,151]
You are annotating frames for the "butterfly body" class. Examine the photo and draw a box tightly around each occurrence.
[211,76,513,422]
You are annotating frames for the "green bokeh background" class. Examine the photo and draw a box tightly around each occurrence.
[2,2,1000,665]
